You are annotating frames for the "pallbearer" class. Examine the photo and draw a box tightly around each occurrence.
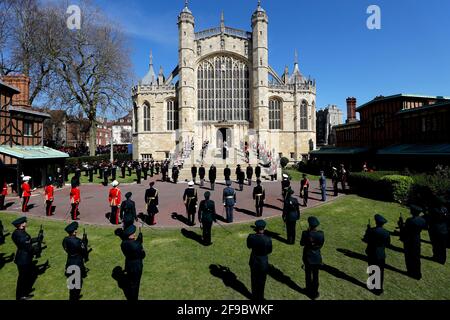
[198,191,217,245]
[252,180,265,217]
[144,182,159,225]
[63,222,87,301]
[183,181,198,226]
[120,225,145,301]
[209,164,217,191]
[70,181,81,220]
[44,178,55,216]
[109,180,122,225]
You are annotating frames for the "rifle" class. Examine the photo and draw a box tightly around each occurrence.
[137,221,143,244]
[32,225,46,258]
[82,228,92,262]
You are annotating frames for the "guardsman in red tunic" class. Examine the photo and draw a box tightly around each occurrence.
[109,180,122,225]
[21,177,33,213]
[44,178,55,216]
[70,181,81,220]
[0,181,8,210]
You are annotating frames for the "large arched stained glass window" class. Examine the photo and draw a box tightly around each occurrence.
[197,55,250,122]
[143,103,151,132]
[300,100,308,130]
[269,99,281,129]
[167,99,179,131]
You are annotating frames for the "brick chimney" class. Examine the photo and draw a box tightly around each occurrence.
[346,97,357,123]
[1,74,31,108]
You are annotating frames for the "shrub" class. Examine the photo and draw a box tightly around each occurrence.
[380,175,414,203]
[280,157,290,168]
[347,171,400,200]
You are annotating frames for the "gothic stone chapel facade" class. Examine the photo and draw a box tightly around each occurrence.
[132,2,317,167]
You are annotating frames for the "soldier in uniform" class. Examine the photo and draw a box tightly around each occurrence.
[209,164,217,191]
[224,165,231,186]
[142,161,149,181]
[339,164,347,192]
[88,164,94,183]
[135,162,142,184]
[155,161,160,175]
[62,222,88,301]
[398,205,427,279]
[191,164,198,185]
[283,189,300,244]
[319,171,327,202]
[199,164,206,187]
[331,167,339,196]
[238,170,246,192]
[183,181,198,226]
[247,220,272,301]
[281,174,290,200]
[21,176,33,213]
[145,182,159,225]
[70,181,81,221]
[111,162,117,181]
[44,178,55,217]
[1,179,8,210]
[109,180,122,225]
[56,167,64,188]
[300,174,310,207]
[255,164,261,180]
[11,217,39,300]
[426,198,448,264]
[121,161,126,179]
[223,181,236,223]
[149,160,154,177]
[120,192,137,229]
[252,180,265,217]
[198,191,217,245]
[103,164,109,186]
[235,164,242,182]
[363,214,390,295]
[120,225,145,301]
[127,161,132,176]
[300,216,325,300]
[246,165,254,186]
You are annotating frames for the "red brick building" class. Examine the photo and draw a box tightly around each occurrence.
[311,94,450,171]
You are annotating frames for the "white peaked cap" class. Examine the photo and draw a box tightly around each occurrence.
[23,176,31,182]
[188,181,194,186]
[111,180,119,187]
[282,174,289,178]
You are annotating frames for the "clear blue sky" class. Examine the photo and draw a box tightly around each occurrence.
[94,0,450,118]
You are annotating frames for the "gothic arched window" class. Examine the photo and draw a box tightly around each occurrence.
[197,55,250,121]
[167,99,179,131]
[143,103,151,132]
[133,104,138,133]
[269,98,281,129]
[300,100,308,130]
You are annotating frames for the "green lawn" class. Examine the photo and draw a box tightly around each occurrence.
[67,172,140,185]
[1,195,449,300]
[283,168,320,181]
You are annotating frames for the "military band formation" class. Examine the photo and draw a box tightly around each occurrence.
[0,160,449,300]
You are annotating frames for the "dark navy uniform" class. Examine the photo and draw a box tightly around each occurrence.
[223,184,236,223]
[238,171,245,191]
[255,165,261,180]
[142,162,149,180]
[252,182,265,217]
[198,196,217,245]
[135,163,142,184]
[62,222,87,301]
[246,165,254,186]
[121,225,145,301]
[120,195,137,229]
[145,185,159,225]
[209,165,217,190]
[281,177,290,200]
[191,165,198,184]
[150,161,155,177]
[224,166,231,184]
[199,166,206,186]
[183,185,198,225]
[283,193,300,244]
[426,205,448,264]
[247,220,272,301]
[363,214,390,294]
[300,217,324,299]
[172,166,179,183]
[398,206,427,279]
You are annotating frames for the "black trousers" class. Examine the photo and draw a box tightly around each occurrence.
[286,221,297,244]
[304,263,320,297]
[71,203,80,220]
[430,232,447,264]
[210,181,215,190]
[187,210,196,226]
[255,205,264,217]
[16,264,34,300]
[250,267,267,301]
[143,171,148,180]
[45,200,53,216]
[125,269,142,301]
[303,190,309,206]
[0,194,5,210]
[202,221,212,245]
[404,246,422,279]
[121,169,126,178]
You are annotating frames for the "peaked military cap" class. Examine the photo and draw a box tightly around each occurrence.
[204,191,211,198]
[12,216,27,227]
[308,216,320,228]
[125,192,132,199]
[255,220,266,229]
[374,214,387,225]
[65,222,79,234]
[123,225,136,237]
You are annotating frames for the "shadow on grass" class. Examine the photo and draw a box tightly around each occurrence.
[267,265,309,298]
[209,264,252,300]
[389,230,433,245]
[263,229,290,245]
[386,244,435,262]
[235,207,256,217]
[111,266,128,298]
[171,212,191,227]
[181,228,206,246]
[320,263,368,291]
[336,248,410,277]
[0,252,14,270]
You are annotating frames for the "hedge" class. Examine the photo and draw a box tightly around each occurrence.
[65,153,132,167]
[347,171,399,200]
[380,175,414,204]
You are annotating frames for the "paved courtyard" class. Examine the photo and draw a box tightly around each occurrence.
[2,174,342,228]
